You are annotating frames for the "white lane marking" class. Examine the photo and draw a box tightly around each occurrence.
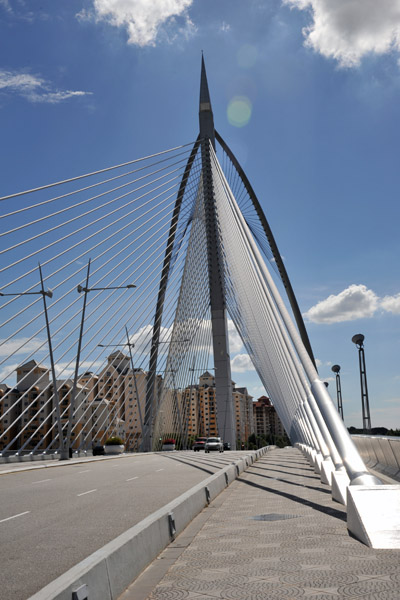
[0,511,30,524]
[32,479,52,484]
[156,469,164,472]
[78,470,91,474]
[77,489,97,497]
[126,476,139,481]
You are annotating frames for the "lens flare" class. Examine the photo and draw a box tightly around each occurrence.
[227,96,252,128]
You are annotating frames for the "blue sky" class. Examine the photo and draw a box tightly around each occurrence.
[1,0,400,428]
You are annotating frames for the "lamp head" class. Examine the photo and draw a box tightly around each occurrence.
[331,364,341,374]
[352,333,365,346]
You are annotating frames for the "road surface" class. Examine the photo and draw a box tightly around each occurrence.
[0,450,246,599]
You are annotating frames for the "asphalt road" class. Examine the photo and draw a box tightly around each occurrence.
[0,450,246,600]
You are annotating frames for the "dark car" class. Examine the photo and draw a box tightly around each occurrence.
[93,445,105,456]
[193,437,208,451]
[223,442,231,450]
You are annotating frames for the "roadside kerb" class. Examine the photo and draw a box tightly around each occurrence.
[0,452,156,476]
[27,447,269,600]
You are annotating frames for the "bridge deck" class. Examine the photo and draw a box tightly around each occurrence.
[121,447,400,600]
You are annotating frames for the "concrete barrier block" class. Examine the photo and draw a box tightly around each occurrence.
[347,484,400,549]
[313,452,323,474]
[320,459,334,485]
[331,469,349,505]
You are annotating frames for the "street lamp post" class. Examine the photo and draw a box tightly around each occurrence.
[351,334,371,433]
[331,364,344,420]
[62,261,136,459]
[0,268,64,455]
[98,325,144,451]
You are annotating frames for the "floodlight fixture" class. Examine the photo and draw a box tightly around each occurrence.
[331,364,344,419]
[352,333,365,347]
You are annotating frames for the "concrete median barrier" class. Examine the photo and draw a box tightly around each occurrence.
[27,448,269,600]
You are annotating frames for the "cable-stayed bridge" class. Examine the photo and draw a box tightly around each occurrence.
[1,59,399,552]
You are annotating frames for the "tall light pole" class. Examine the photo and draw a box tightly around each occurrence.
[351,334,371,433]
[331,364,344,420]
[62,261,136,459]
[0,272,64,455]
[98,325,144,451]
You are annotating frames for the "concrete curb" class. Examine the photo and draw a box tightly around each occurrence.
[0,452,154,476]
[27,447,269,600]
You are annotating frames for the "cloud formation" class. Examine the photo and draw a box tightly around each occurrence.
[0,69,92,104]
[380,293,400,315]
[228,319,244,354]
[0,337,45,358]
[231,353,256,373]
[283,0,400,67]
[304,284,379,323]
[85,0,195,47]
[304,284,400,323]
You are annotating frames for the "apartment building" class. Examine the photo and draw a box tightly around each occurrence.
[253,395,286,439]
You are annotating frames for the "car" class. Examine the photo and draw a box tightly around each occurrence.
[223,442,231,450]
[193,437,208,451]
[204,437,224,453]
[93,445,105,456]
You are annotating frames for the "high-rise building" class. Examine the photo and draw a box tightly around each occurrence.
[181,372,254,444]
[253,396,286,440]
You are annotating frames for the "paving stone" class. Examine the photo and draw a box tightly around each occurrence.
[143,448,400,600]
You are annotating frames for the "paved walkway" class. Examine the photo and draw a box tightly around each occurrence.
[120,447,400,600]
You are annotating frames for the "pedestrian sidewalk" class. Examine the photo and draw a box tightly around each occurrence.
[120,447,400,600]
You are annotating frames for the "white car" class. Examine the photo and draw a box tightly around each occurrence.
[204,437,224,453]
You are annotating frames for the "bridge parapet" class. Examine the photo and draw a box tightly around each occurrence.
[352,435,400,481]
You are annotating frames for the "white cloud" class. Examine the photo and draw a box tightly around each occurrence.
[128,324,173,355]
[283,0,400,67]
[304,284,379,323]
[89,0,195,46]
[231,353,256,373]
[304,284,400,323]
[28,90,91,104]
[0,69,92,104]
[0,363,20,384]
[56,360,105,379]
[228,319,244,354]
[0,71,44,92]
[380,293,400,315]
[315,358,332,368]
[0,0,12,13]
[220,22,231,33]
[248,385,265,398]
[0,337,45,358]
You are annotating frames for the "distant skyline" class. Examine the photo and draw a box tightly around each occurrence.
[1,0,400,428]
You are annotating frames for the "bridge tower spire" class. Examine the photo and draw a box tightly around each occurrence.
[199,57,236,448]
